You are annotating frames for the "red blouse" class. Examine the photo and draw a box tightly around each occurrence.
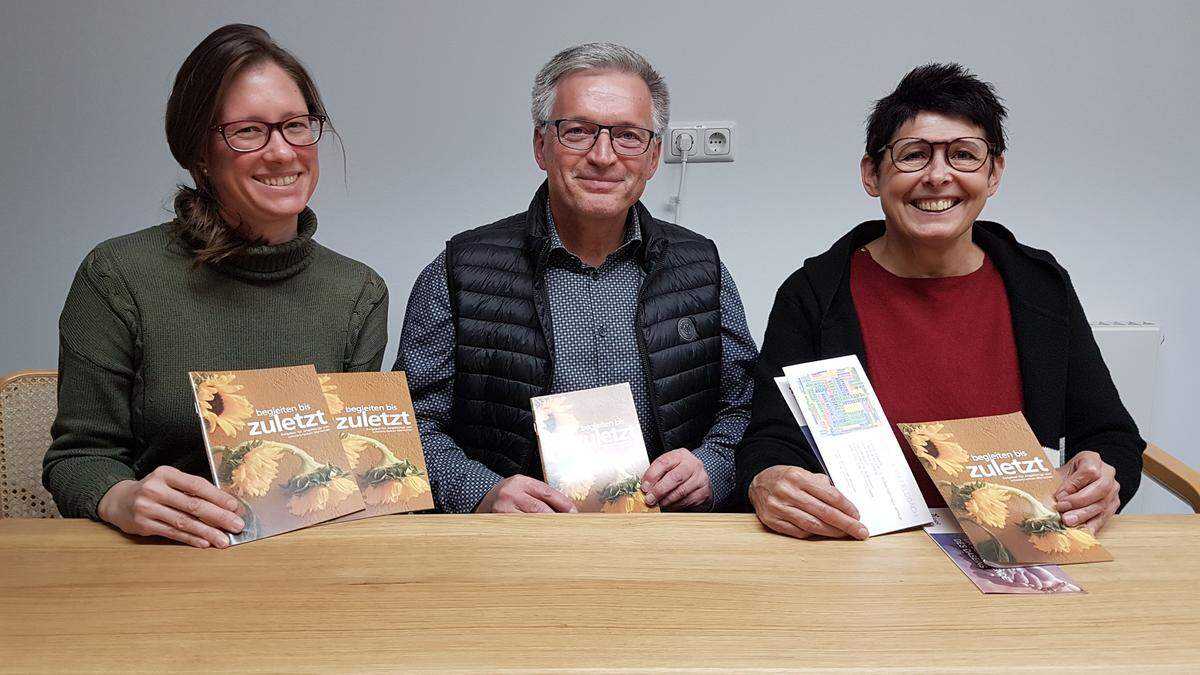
[849,247,1024,507]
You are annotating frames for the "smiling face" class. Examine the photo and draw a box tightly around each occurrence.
[533,70,661,227]
[203,61,319,242]
[861,111,1004,248]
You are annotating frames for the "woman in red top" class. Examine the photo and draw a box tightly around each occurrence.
[737,63,1142,540]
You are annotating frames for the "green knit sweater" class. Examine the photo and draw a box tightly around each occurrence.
[43,209,389,519]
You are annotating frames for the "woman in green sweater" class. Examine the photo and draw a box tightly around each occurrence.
[42,24,389,548]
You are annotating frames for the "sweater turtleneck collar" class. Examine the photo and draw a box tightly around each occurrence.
[210,208,319,281]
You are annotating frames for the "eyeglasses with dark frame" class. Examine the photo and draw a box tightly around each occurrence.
[543,118,659,156]
[878,136,995,173]
[211,114,327,153]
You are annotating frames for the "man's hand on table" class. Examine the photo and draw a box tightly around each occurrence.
[476,474,577,513]
[97,466,244,549]
[640,448,712,510]
[748,465,869,540]
[1055,450,1120,534]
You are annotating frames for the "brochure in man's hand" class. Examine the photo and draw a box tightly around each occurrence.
[188,364,365,545]
[320,371,435,521]
[777,356,932,536]
[531,383,659,513]
[925,508,1085,594]
[899,412,1112,566]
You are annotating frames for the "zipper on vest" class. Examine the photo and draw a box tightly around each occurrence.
[527,272,556,477]
[635,254,667,457]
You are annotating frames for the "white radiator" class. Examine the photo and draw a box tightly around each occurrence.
[1090,322,1184,513]
[1091,322,1160,437]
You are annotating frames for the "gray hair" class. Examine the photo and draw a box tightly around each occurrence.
[531,42,669,135]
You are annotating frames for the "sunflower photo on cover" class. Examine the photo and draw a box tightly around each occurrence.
[339,432,432,508]
[214,438,360,516]
[193,372,255,437]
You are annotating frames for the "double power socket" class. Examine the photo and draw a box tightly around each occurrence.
[665,122,735,164]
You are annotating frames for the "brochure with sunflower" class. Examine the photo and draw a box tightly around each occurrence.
[189,365,366,545]
[899,412,1112,566]
[319,371,434,520]
[531,383,659,513]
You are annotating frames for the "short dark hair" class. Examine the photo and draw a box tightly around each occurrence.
[864,63,1007,171]
[165,24,331,265]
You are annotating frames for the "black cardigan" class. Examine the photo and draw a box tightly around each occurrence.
[735,220,1144,510]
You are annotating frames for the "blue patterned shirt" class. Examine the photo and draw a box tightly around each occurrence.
[395,202,757,513]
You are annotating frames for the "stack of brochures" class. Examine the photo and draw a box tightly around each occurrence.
[188,366,433,545]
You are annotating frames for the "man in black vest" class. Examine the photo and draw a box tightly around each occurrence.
[395,43,758,513]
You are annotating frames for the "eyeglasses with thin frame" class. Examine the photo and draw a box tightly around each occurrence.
[543,118,659,156]
[211,114,327,152]
[879,136,995,173]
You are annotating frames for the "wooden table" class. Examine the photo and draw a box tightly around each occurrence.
[1,514,1197,673]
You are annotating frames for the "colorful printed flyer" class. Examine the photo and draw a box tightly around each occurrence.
[189,365,365,544]
[781,356,931,536]
[925,508,1085,594]
[531,383,658,513]
[320,371,435,520]
[899,412,1112,566]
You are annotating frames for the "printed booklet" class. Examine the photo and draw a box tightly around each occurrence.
[925,508,1085,594]
[899,412,1112,566]
[531,383,659,513]
[189,364,365,544]
[320,371,435,520]
[778,356,931,535]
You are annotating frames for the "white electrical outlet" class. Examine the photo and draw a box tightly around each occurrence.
[704,128,731,156]
[664,122,735,163]
[669,128,700,159]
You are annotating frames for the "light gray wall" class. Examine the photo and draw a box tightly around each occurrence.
[3,1,1197,509]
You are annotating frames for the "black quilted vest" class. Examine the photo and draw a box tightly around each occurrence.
[445,183,723,479]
